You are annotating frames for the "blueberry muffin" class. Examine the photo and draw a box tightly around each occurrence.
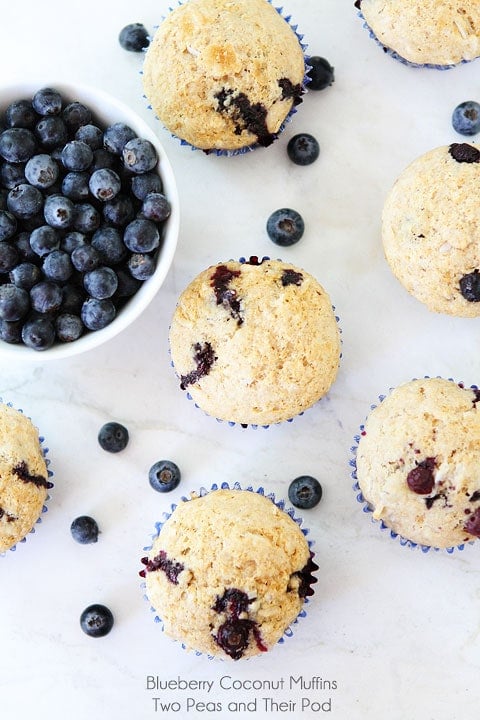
[356,0,480,67]
[168,257,341,425]
[382,143,480,317]
[355,378,480,549]
[0,402,50,553]
[140,488,317,659]
[142,0,306,152]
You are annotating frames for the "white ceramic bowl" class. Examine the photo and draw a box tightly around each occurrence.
[0,81,179,361]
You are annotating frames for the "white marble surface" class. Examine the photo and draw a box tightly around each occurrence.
[1,1,480,718]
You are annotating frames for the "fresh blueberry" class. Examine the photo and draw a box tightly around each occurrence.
[83,266,118,299]
[61,140,93,172]
[75,124,103,150]
[32,87,63,116]
[141,192,171,222]
[55,312,84,342]
[131,171,162,200]
[98,421,129,453]
[0,128,37,163]
[88,168,121,202]
[102,194,135,227]
[123,218,159,252]
[452,101,480,136]
[91,148,119,172]
[44,194,74,229]
[61,171,90,201]
[70,515,99,544]
[0,242,19,273]
[288,475,323,509]
[71,243,101,272]
[0,162,26,190]
[115,268,141,297]
[118,23,150,52]
[72,203,101,233]
[103,123,136,155]
[7,183,43,219]
[42,250,73,283]
[9,262,42,290]
[5,99,37,129]
[0,210,17,241]
[62,102,92,131]
[81,298,116,330]
[0,319,22,344]
[148,460,181,493]
[0,284,30,321]
[25,153,59,189]
[15,231,36,260]
[80,603,114,638]
[307,56,335,90]
[127,253,156,280]
[34,116,68,149]
[287,133,320,166]
[122,138,157,173]
[266,208,305,246]
[29,224,60,256]
[21,316,56,350]
[91,226,126,265]
[61,231,86,254]
[30,281,63,314]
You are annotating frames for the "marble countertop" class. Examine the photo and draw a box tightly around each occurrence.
[1,2,479,719]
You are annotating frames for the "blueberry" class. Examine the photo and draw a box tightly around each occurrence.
[42,250,73,283]
[44,193,74,229]
[62,102,92,131]
[32,87,63,116]
[266,208,305,246]
[89,168,121,202]
[55,312,84,342]
[61,140,93,172]
[83,266,118,299]
[103,123,136,155]
[307,56,335,91]
[30,281,63,314]
[141,192,171,222]
[7,183,43,219]
[71,243,101,272]
[0,242,19,273]
[460,269,480,301]
[287,133,320,166]
[15,231,36,260]
[288,476,323,509]
[75,124,103,150]
[131,171,162,200]
[124,218,159,252]
[21,316,56,350]
[70,515,100,544]
[91,225,126,265]
[34,116,68,149]
[25,154,59,189]
[0,128,37,163]
[0,210,17,241]
[123,138,157,174]
[61,283,86,314]
[29,224,60,256]
[9,262,41,290]
[1,162,26,190]
[72,203,100,233]
[102,194,135,227]
[148,460,181,493]
[0,284,30,321]
[127,253,156,280]
[0,319,22,344]
[91,148,119,172]
[61,171,90,202]
[118,23,150,52]
[452,101,480,136]
[98,421,129,453]
[61,231,86,254]
[5,99,37,129]
[80,603,114,638]
[81,298,116,330]
[115,268,141,297]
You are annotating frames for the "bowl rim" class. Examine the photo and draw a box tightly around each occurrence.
[0,80,180,361]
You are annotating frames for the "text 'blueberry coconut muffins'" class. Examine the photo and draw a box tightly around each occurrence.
[140,486,317,659]
[355,0,480,68]
[0,401,52,555]
[382,143,480,317]
[168,257,341,426]
[142,0,307,153]
[352,377,480,551]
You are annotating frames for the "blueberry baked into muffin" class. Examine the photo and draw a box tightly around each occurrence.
[168,257,341,426]
[354,377,480,549]
[140,488,317,659]
[142,0,307,152]
[0,402,51,553]
[355,0,480,68]
[382,143,480,316]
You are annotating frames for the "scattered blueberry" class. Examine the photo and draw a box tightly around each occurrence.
[80,603,114,638]
[452,101,480,136]
[266,208,305,246]
[148,460,181,493]
[98,421,129,453]
[287,133,320,166]
[70,515,100,544]
[307,56,335,91]
[119,23,150,52]
[288,475,323,509]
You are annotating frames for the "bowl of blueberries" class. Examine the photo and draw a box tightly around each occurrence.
[0,82,179,359]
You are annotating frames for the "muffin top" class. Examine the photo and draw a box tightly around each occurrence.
[142,0,305,151]
[141,489,315,659]
[382,143,480,317]
[0,403,49,554]
[168,258,341,425]
[355,378,480,548]
[358,0,480,66]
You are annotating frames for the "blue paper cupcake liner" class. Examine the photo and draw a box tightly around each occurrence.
[356,8,473,70]
[169,256,342,428]
[0,398,54,557]
[140,481,315,659]
[350,376,477,554]
[141,0,310,156]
